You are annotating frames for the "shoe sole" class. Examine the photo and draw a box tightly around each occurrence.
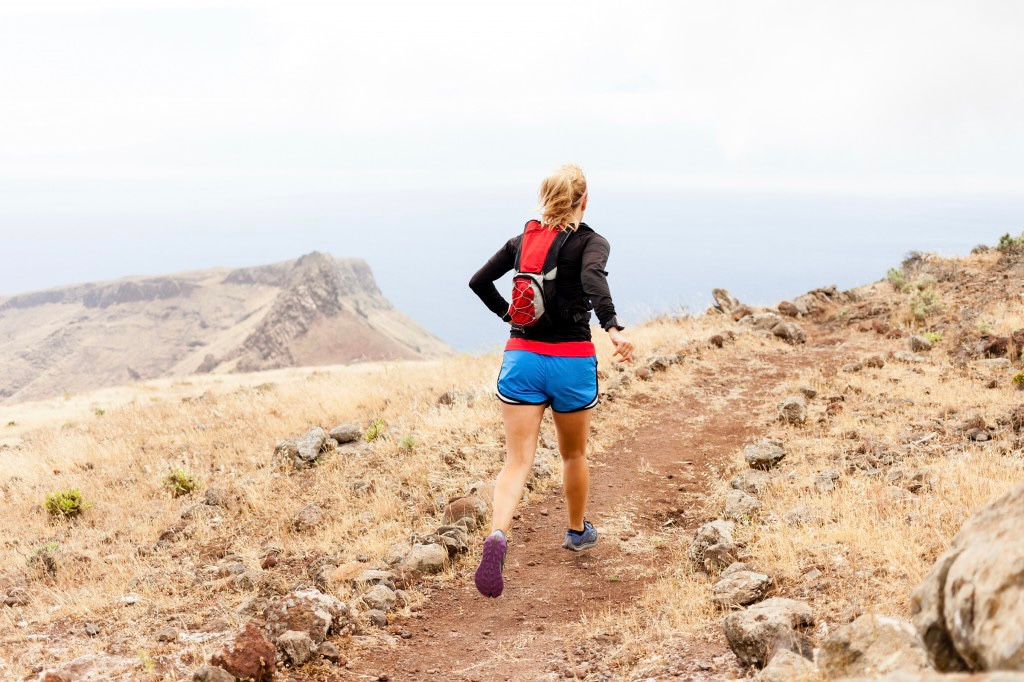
[474,535,506,598]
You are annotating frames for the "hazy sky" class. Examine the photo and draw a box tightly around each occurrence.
[2,1,1023,347]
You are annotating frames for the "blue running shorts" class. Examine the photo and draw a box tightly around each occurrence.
[496,350,599,413]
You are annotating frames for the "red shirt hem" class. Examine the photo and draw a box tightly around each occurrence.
[504,338,596,357]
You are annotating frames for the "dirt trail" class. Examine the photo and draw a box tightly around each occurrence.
[342,343,835,681]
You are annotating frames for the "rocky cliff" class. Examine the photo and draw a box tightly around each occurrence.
[0,252,450,403]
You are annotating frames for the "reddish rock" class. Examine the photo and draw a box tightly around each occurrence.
[442,496,488,527]
[976,335,1009,358]
[210,622,275,682]
[731,305,754,321]
[709,334,725,348]
[635,366,653,381]
[778,301,800,317]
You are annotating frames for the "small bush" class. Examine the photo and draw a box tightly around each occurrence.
[886,268,907,292]
[6,421,15,427]
[163,467,199,498]
[923,331,942,344]
[400,435,416,451]
[910,287,943,322]
[1013,371,1024,390]
[997,232,1024,255]
[364,418,385,442]
[45,489,90,519]
[94,408,105,417]
[28,542,60,575]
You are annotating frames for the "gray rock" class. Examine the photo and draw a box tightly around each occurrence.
[723,598,815,667]
[713,570,772,608]
[974,358,1011,369]
[328,423,361,444]
[293,504,324,532]
[648,354,683,372]
[815,470,840,494]
[688,520,737,571]
[818,613,931,679]
[318,640,342,663]
[779,395,807,425]
[361,584,397,612]
[277,629,317,666]
[791,294,817,315]
[402,543,447,575]
[773,321,806,344]
[724,489,761,521]
[264,588,351,644]
[755,648,817,681]
[203,487,229,507]
[155,626,179,642]
[712,288,742,312]
[193,665,236,682]
[843,361,865,373]
[799,386,818,399]
[909,335,933,352]
[744,312,785,331]
[840,673,1024,681]
[893,351,928,364]
[295,426,329,466]
[732,469,773,494]
[745,439,786,470]
[366,609,388,627]
[911,481,1024,671]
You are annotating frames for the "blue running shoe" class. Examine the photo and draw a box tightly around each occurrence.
[562,519,598,552]
[474,530,507,598]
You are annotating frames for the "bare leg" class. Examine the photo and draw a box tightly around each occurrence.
[553,408,592,531]
[491,403,546,534]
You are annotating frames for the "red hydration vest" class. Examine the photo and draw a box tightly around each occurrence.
[507,220,572,330]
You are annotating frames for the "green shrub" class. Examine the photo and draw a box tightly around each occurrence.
[6,421,15,427]
[163,467,199,498]
[910,287,943,322]
[997,232,1024,255]
[94,408,105,417]
[886,268,907,291]
[923,331,942,344]
[364,418,385,442]
[28,542,60,575]
[400,435,416,451]
[45,489,90,519]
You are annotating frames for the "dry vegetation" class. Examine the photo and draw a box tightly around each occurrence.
[3,235,1024,680]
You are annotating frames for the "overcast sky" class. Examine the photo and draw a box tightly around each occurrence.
[1,1,1023,346]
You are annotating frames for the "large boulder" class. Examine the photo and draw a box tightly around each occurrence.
[209,622,276,682]
[328,423,362,444]
[773,321,806,344]
[817,613,931,679]
[723,598,814,667]
[402,543,447,575]
[755,648,817,681]
[911,481,1024,672]
[724,489,761,521]
[276,629,317,666]
[295,426,329,466]
[442,496,488,529]
[713,569,772,608]
[712,288,743,313]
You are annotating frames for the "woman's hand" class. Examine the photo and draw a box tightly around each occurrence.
[608,328,634,363]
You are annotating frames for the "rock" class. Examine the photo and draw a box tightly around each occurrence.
[293,504,325,532]
[319,640,342,663]
[274,439,299,463]
[442,496,488,529]
[724,489,761,521]
[264,588,351,644]
[37,655,140,682]
[744,312,784,331]
[792,294,816,314]
[911,480,1024,671]
[635,366,653,381]
[688,520,737,571]
[864,355,886,368]
[732,469,772,494]
[712,288,742,313]
[648,354,683,372]
[713,570,772,608]
[294,426,329,467]
[745,439,786,470]
[466,480,495,508]
[755,648,817,681]
[210,621,276,682]
[893,351,927,364]
[361,584,397,612]
[843,361,865,373]
[779,395,807,425]
[974,358,1011,369]
[709,334,726,348]
[193,665,236,682]
[329,423,362,444]
[817,613,931,679]
[841,673,1024,681]
[276,629,317,666]
[798,386,817,399]
[732,305,754,321]
[723,598,815,667]
[402,543,447,575]
[778,301,800,317]
[3,586,29,607]
[909,335,933,352]
[365,609,388,627]
[155,626,179,642]
[815,470,840,493]
[204,487,229,507]
[772,321,806,344]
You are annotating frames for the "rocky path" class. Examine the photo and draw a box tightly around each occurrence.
[339,344,829,682]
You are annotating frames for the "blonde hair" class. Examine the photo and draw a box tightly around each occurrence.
[538,164,587,230]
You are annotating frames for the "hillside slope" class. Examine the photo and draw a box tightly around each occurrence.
[0,252,450,403]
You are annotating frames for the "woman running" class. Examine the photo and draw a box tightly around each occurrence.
[468,163,634,598]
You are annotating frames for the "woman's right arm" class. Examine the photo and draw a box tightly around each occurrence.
[469,239,517,321]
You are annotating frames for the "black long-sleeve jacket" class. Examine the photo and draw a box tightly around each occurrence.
[468,222,621,343]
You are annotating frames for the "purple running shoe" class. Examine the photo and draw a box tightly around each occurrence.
[474,530,507,598]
